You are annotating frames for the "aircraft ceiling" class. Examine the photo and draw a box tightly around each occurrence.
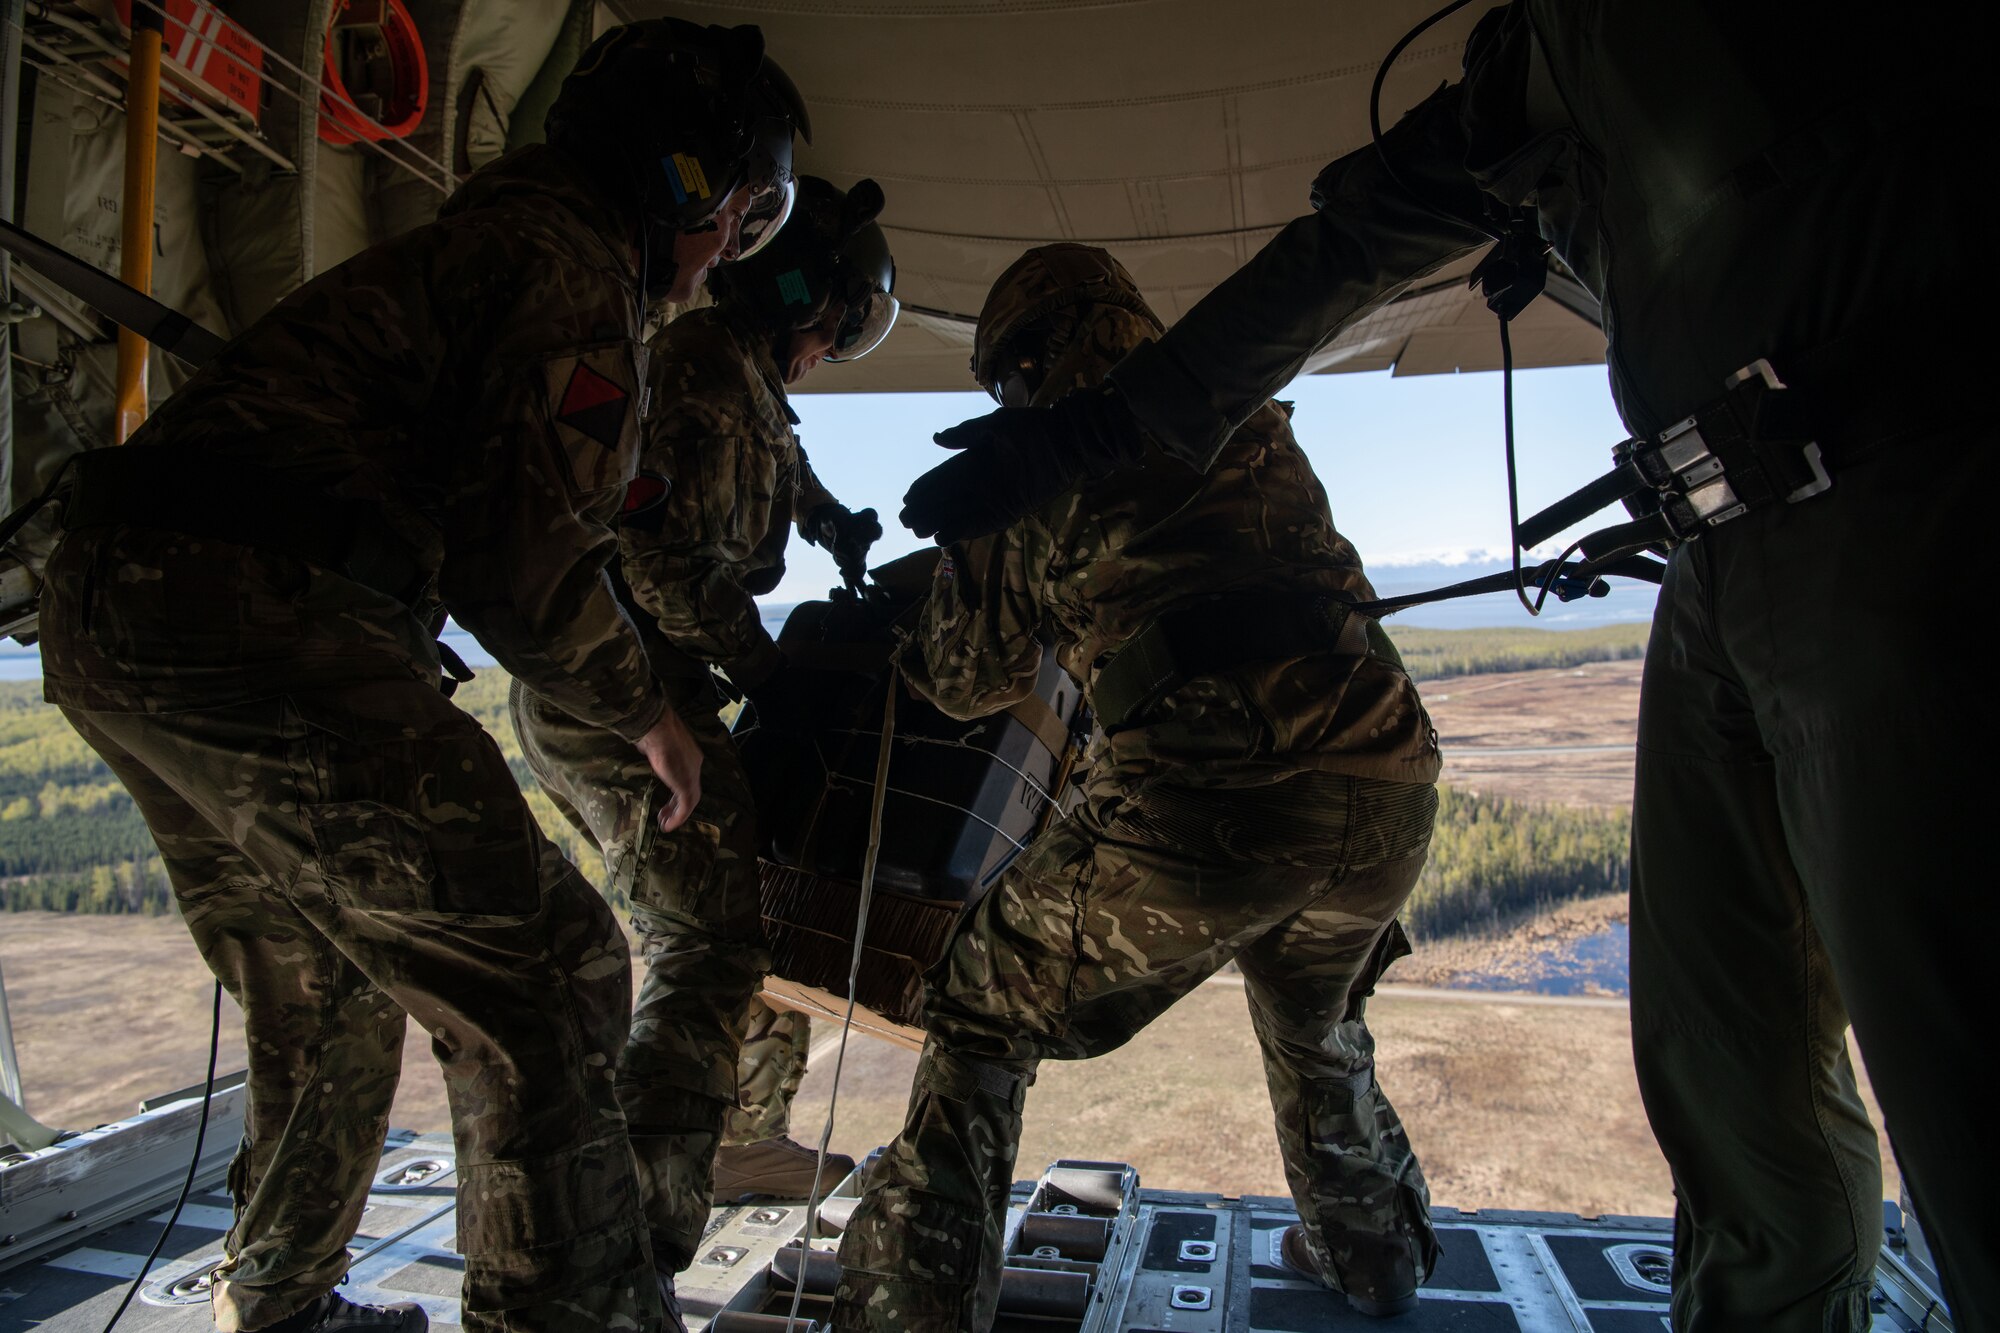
[602,0,1607,394]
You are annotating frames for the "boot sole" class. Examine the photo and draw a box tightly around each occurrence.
[1347,1291,1420,1317]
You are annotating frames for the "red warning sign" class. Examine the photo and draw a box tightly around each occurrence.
[115,0,266,126]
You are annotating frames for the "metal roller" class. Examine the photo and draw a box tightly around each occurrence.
[1043,1162,1131,1212]
[770,1244,1091,1320]
[1018,1210,1112,1262]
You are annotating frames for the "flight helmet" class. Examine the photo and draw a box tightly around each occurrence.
[547,19,812,261]
[711,176,899,361]
[972,244,1162,407]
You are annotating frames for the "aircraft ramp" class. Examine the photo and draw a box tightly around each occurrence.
[0,1124,1955,1332]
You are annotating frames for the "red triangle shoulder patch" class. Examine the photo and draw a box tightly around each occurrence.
[557,363,630,449]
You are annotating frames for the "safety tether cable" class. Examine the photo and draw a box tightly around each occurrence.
[101,978,223,1333]
[785,667,898,1330]
[1370,0,1577,619]
[1498,319,1541,615]
[1366,0,1497,241]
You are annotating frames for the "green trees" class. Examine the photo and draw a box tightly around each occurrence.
[1406,787,1629,939]
[1393,623,1648,681]
[5,625,1641,930]
[1,682,168,912]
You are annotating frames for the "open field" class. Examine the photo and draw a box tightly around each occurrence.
[1424,659,1641,808]
[0,910,1897,1218]
[0,651,1892,1219]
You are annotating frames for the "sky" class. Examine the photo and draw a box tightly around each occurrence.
[769,361,1634,606]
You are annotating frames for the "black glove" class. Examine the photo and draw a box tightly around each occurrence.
[804,503,883,591]
[901,385,1147,545]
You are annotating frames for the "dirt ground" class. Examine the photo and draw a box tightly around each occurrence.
[783,978,1897,1218]
[0,911,1897,1219]
[1423,659,1641,808]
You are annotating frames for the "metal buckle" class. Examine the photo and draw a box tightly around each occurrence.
[1784,442,1833,503]
[1636,358,1831,536]
[1725,358,1831,504]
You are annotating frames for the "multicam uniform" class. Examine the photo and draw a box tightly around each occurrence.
[36,145,667,1333]
[832,251,1443,1332]
[509,302,833,1272]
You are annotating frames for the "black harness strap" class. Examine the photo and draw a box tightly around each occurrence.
[1354,553,1665,619]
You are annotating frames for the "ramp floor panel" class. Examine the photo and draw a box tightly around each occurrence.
[0,1135,1948,1331]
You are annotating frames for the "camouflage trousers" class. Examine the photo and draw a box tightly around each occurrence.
[726,999,810,1146]
[55,685,663,1333]
[832,770,1440,1332]
[511,680,802,1269]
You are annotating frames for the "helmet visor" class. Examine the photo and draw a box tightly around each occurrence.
[736,176,795,260]
[989,368,1034,408]
[827,288,899,361]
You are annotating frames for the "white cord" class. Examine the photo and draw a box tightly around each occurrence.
[786,668,897,1330]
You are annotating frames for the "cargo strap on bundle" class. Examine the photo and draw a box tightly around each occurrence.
[1517,357,1832,566]
[61,446,425,607]
[1093,590,1368,732]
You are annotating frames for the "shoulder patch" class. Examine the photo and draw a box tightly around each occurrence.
[544,341,645,495]
[558,362,631,449]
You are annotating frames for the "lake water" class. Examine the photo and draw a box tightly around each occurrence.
[1453,922,1631,997]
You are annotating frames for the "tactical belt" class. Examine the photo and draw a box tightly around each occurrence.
[60,446,425,607]
[1092,590,1369,732]
[1518,358,1832,565]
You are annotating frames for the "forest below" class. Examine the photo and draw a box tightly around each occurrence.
[0,624,1640,937]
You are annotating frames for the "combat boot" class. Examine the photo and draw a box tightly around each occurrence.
[711,1137,856,1203]
[249,1292,428,1332]
[1280,1222,1419,1318]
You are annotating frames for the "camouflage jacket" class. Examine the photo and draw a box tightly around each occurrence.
[905,303,1441,794]
[41,146,665,741]
[616,305,836,686]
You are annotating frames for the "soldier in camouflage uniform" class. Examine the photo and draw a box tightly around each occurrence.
[831,245,1441,1331]
[508,177,898,1296]
[32,21,806,1333]
[902,10,1995,1326]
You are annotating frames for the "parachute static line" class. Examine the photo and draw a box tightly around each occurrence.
[101,979,223,1333]
[787,665,898,1329]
